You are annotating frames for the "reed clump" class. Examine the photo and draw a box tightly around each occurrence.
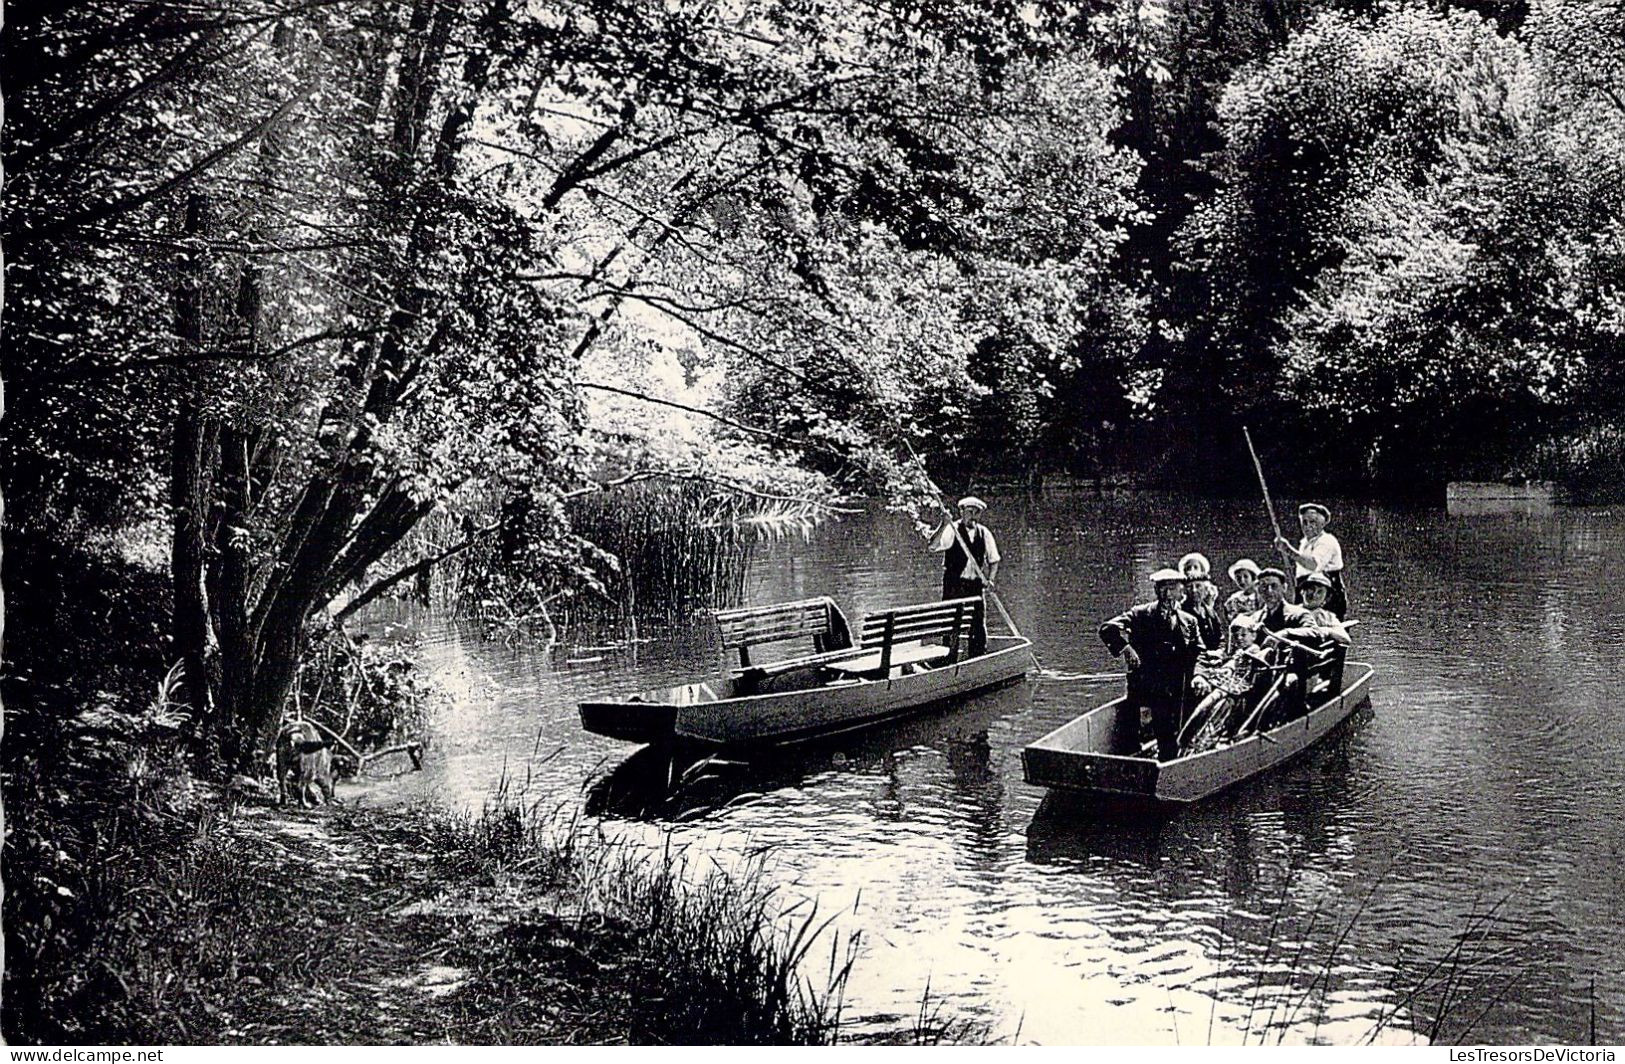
[3,745,866,1045]
[371,477,824,633]
[419,796,859,1044]
[563,479,758,622]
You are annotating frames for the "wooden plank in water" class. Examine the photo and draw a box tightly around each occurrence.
[1445,480,1556,501]
[1449,480,1560,519]
[1446,481,1558,517]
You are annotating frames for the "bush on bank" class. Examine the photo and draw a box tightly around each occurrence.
[3,738,857,1045]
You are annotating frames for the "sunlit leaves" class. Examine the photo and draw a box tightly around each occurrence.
[1236,2,1625,478]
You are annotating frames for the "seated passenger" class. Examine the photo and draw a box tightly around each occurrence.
[1184,620,1272,752]
[1179,552,1226,657]
[1244,568,1315,728]
[1222,558,1262,637]
[1279,571,1350,697]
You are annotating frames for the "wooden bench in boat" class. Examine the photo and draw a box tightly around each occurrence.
[828,596,984,677]
[715,596,855,677]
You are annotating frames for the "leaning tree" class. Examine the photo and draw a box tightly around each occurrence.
[3,0,1141,771]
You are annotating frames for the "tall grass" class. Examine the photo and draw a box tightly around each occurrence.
[1193,860,1532,1046]
[422,794,860,1044]
[5,754,868,1045]
[360,477,831,639]
[563,479,758,623]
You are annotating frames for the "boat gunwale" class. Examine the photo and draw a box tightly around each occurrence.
[1021,661,1375,800]
[688,669,1032,749]
[580,635,1036,712]
[1170,660,1373,770]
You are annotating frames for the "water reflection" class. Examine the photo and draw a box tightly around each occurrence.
[584,685,1029,824]
[365,491,1625,1044]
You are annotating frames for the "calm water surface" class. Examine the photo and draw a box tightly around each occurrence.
[364,491,1625,1045]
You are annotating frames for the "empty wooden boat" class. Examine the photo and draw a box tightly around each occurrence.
[1022,662,1374,804]
[581,595,1035,749]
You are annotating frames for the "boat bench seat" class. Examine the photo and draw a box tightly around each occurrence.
[824,640,950,676]
[716,596,854,674]
[856,596,984,673]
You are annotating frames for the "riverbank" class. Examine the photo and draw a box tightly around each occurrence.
[3,758,869,1044]
[0,536,899,1046]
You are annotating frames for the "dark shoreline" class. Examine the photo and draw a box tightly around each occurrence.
[2,770,885,1045]
[0,535,894,1046]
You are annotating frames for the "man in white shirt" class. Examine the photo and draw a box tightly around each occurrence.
[920,496,1001,655]
[1273,502,1348,618]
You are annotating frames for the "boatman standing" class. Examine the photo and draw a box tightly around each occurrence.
[920,496,1000,656]
[1274,502,1348,618]
[1099,569,1203,761]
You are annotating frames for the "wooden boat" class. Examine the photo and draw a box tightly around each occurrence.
[1022,662,1374,804]
[581,595,1035,749]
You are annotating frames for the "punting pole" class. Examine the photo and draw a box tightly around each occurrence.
[1242,424,1284,544]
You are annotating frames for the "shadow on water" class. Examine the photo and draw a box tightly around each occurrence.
[1024,791,1173,869]
[585,683,1033,823]
[394,492,1625,1042]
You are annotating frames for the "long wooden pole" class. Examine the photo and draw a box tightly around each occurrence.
[1242,425,1284,543]
[902,441,1024,641]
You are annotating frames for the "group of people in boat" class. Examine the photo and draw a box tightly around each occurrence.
[917,495,1352,762]
[1099,502,1353,761]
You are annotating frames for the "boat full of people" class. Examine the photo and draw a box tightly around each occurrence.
[1022,660,1374,804]
[1024,543,1372,805]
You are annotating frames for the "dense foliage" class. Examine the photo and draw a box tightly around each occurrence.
[1159,0,1625,487]
[0,0,1141,768]
[5,0,1625,768]
[1199,4,1625,485]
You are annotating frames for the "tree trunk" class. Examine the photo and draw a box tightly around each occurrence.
[171,193,222,741]
[219,0,499,773]
[212,425,256,767]
[172,413,219,717]
[237,618,307,774]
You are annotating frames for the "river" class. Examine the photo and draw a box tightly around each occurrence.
[362,489,1625,1045]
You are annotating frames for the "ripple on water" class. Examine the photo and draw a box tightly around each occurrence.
[365,497,1625,1044]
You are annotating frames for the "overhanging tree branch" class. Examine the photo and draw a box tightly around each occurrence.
[579,381,792,442]
[330,518,501,626]
[14,86,313,243]
[591,286,814,387]
[41,327,378,382]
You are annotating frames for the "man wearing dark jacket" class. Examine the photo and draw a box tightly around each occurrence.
[1244,567,1317,726]
[1100,569,1203,761]
[1250,567,1312,634]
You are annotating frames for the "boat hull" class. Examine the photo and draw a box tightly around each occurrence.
[1022,662,1374,804]
[581,636,1035,750]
